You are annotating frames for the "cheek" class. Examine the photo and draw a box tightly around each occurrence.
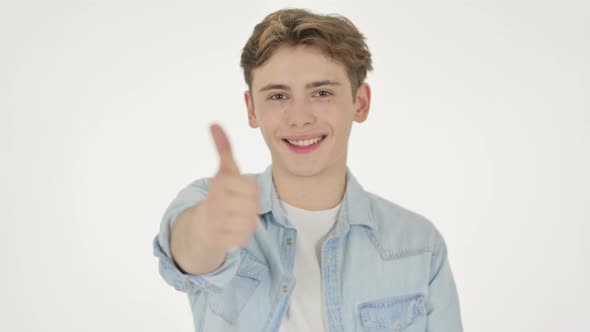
[255,111,282,137]
[318,98,353,113]
[322,104,355,124]
[259,112,282,127]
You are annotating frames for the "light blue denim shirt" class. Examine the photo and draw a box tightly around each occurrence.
[153,165,463,331]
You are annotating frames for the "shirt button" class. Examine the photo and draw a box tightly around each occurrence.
[286,238,293,245]
[282,285,289,293]
[392,320,401,330]
[326,256,332,263]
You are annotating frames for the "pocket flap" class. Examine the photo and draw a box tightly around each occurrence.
[208,249,268,324]
[359,293,426,330]
[235,249,268,280]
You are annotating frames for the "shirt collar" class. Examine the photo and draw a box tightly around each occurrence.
[256,164,377,231]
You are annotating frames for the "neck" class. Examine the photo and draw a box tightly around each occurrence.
[272,162,347,211]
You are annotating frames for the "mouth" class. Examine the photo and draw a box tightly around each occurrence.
[281,135,327,154]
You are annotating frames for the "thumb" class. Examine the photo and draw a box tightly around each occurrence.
[210,123,240,174]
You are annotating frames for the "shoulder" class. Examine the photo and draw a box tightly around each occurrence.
[365,192,445,259]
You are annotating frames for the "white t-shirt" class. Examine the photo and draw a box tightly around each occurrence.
[277,199,341,332]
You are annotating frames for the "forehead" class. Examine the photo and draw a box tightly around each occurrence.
[251,45,350,89]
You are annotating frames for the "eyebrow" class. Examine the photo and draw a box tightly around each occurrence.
[258,80,341,92]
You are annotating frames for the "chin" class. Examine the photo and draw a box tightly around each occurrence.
[271,156,318,177]
[270,140,334,177]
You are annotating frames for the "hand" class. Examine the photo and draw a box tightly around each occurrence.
[195,123,261,251]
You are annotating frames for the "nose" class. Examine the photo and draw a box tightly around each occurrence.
[284,97,316,128]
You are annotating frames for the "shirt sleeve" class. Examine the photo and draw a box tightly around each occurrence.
[426,231,464,331]
[152,178,241,295]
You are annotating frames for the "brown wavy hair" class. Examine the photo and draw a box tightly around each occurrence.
[240,8,373,99]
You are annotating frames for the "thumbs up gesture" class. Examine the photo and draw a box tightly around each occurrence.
[195,124,262,251]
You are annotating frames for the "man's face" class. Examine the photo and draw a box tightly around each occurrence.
[245,45,370,178]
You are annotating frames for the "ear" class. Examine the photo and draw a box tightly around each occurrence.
[353,83,371,123]
[244,90,259,128]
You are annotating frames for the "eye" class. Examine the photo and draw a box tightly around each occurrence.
[269,93,287,101]
[314,90,332,97]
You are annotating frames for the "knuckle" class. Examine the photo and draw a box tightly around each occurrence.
[249,218,258,232]
[249,179,259,190]
[238,235,251,246]
[210,175,221,185]
[249,205,259,218]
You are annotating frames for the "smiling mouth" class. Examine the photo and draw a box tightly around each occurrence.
[282,135,327,147]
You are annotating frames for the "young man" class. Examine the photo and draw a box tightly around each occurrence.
[153,8,463,332]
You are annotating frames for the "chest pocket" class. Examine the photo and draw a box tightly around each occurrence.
[358,293,426,331]
[208,249,268,324]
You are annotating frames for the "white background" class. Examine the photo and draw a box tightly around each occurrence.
[1,0,588,331]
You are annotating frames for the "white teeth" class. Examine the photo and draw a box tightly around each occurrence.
[287,136,324,147]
